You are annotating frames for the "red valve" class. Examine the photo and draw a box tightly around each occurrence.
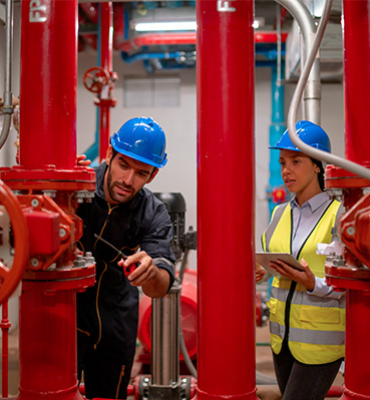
[83,66,110,94]
[109,71,119,84]
[272,187,287,204]
[0,181,29,305]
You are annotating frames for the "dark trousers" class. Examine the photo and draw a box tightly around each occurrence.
[78,330,133,400]
[273,341,343,400]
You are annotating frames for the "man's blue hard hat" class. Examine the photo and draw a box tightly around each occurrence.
[110,117,168,168]
[270,120,331,153]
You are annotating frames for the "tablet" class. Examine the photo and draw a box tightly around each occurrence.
[255,252,304,277]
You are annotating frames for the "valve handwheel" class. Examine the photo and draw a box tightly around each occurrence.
[83,67,110,94]
[0,181,29,305]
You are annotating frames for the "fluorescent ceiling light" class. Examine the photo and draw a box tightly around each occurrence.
[135,21,197,32]
[135,19,262,32]
[252,20,260,29]
[253,17,265,29]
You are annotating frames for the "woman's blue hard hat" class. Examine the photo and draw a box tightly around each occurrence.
[110,116,168,168]
[270,120,331,153]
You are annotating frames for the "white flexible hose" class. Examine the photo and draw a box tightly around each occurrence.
[287,0,370,181]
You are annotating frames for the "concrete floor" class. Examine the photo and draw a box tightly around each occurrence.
[0,324,344,399]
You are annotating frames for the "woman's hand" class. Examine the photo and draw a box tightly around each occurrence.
[255,263,267,283]
[270,258,316,291]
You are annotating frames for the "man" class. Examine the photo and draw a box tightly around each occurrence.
[76,116,176,399]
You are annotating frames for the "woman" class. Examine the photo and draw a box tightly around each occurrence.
[260,120,345,400]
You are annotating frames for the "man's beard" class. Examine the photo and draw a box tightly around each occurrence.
[107,163,135,203]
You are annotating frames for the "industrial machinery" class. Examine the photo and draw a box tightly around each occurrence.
[133,193,197,400]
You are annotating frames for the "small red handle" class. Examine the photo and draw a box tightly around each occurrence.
[124,263,139,278]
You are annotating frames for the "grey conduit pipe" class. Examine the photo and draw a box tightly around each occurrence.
[275,0,321,124]
[0,0,14,150]
[177,249,198,378]
[286,0,370,181]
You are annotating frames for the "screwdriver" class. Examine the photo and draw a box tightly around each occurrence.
[94,234,139,277]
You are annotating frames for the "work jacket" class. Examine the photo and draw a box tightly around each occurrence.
[262,199,345,365]
[76,162,176,357]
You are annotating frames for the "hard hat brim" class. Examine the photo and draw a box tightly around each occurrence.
[111,143,168,169]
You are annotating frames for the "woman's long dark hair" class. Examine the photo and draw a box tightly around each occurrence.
[311,158,325,191]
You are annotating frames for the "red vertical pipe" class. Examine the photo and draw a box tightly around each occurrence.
[99,106,110,161]
[18,285,83,400]
[100,3,113,72]
[19,0,77,170]
[99,3,113,162]
[113,3,125,50]
[1,301,10,398]
[343,0,370,163]
[340,1,370,399]
[340,291,370,399]
[196,1,257,399]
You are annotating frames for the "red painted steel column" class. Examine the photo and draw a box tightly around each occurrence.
[6,2,96,400]
[196,1,258,399]
[100,3,113,86]
[338,2,370,399]
[343,0,370,163]
[99,2,113,162]
[20,0,77,170]
[18,285,81,400]
[340,291,370,399]
[1,301,10,397]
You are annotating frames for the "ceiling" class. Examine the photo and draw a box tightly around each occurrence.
[77,0,344,77]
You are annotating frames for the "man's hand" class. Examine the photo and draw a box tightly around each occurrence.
[117,251,170,298]
[269,258,315,291]
[77,154,92,167]
[255,263,267,283]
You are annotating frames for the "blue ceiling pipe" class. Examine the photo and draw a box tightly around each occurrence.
[120,42,285,71]
[121,50,187,64]
[266,66,287,216]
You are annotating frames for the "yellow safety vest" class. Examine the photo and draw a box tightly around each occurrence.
[262,200,345,365]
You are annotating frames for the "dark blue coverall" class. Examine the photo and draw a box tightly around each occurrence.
[76,163,175,399]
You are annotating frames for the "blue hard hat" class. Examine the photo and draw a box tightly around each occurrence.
[110,117,168,168]
[270,120,331,153]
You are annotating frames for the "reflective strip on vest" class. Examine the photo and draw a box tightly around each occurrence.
[262,204,286,253]
[263,199,345,364]
[270,322,344,345]
[270,286,345,309]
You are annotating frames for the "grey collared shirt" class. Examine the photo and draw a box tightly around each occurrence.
[290,192,332,259]
[290,192,344,299]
